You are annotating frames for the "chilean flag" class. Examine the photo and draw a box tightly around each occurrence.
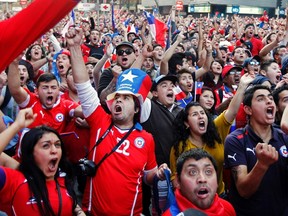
[194,81,204,101]
[143,11,168,48]
[61,10,75,37]
[106,69,152,111]
[173,85,186,101]
[195,81,204,95]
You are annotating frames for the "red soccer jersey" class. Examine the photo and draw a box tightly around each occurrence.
[0,167,74,216]
[82,106,157,215]
[60,92,90,163]
[21,90,79,133]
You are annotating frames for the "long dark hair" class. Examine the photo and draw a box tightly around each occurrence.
[19,126,77,216]
[173,102,222,158]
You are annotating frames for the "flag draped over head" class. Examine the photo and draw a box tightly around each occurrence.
[143,11,168,48]
[194,81,204,101]
[61,10,75,37]
[106,69,152,111]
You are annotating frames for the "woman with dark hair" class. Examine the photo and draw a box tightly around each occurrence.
[201,60,224,91]
[25,44,50,83]
[0,108,85,216]
[196,86,218,119]
[170,73,255,197]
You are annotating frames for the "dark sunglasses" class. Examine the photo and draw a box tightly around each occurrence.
[116,48,134,56]
[249,61,260,66]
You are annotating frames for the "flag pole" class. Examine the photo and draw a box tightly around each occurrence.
[194,81,197,102]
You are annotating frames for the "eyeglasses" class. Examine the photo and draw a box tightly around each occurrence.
[229,71,241,75]
[249,61,260,66]
[116,48,134,56]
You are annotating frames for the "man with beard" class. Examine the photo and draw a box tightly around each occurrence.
[66,27,168,216]
[7,59,82,159]
[163,149,236,216]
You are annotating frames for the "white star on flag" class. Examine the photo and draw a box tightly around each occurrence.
[121,70,138,82]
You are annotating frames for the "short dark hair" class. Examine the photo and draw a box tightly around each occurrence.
[176,68,193,79]
[232,46,244,56]
[176,148,218,177]
[272,84,288,106]
[168,53,186,74]
[36,73,59,88]
[260,59,277,72]
[243,85,271,107]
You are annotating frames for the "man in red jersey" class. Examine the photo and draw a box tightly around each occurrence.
[8,59,82,159]
[66,27,168,216]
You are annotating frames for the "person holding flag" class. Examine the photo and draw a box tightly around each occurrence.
[143,10,168,48]
[170,72,255,198]
[173,69,194,108]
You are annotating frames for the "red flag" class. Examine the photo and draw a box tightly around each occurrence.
[173,86,186,101]
[144,11,168,48]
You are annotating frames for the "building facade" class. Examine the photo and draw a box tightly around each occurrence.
[141,0,288,17]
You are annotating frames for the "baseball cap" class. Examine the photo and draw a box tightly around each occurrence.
[222,65,243,78]
[151,75,177,91]
[115,41,135,51]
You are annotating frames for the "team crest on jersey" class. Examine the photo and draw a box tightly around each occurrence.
[55,113,64,122]
[135,137,145,148]
[280,145,288,157]
[26,196,38,205]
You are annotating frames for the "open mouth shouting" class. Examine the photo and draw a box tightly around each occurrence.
[166,91,175,101]
[198,120,206,131]
[114,104,122,113]
[45,95,55,108]
[266,106,275,119]
[197,186,209,199]
[120,57,129,67]
[48,158,59,173]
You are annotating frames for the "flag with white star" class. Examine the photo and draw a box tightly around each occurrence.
[106,68,152,110]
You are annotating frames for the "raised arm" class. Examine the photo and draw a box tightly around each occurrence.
[66,28,88,84]
[194,39,213,79]
[0,108,36,155]
[259,31,284,58]
[159,31,185,75]
[224,72,255,122]
[8,59,29,104]
[92,43,114,88]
